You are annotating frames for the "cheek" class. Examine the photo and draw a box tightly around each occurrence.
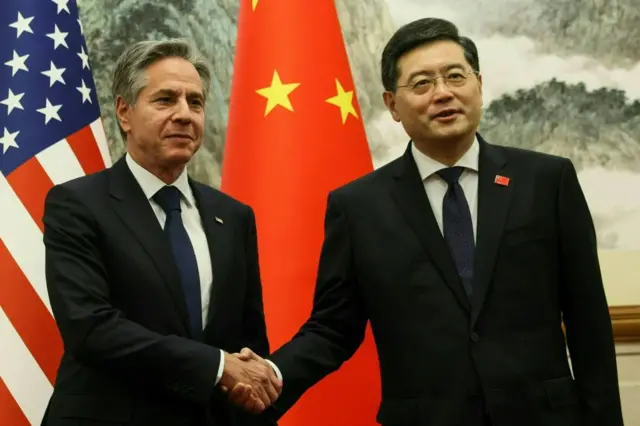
[399,97,429,119]
[193,114,205,134]
[460,91,482,110]
[131,115,157,141]
[465,99,483,122]
[139,110,167,132]
[155,114,178,137]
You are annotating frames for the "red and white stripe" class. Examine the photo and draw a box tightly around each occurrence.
[0,118,111,425]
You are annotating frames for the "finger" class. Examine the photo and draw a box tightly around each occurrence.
[271,373,283,394]
[227,383,245,399]
[246,393,265,414]
[254,382,271,409]
[238,385,253,406]
[263,379,279,404]
[239,392,256,412]
[229,383,252,406]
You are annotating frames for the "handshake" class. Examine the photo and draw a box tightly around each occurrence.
[219,348,282,414]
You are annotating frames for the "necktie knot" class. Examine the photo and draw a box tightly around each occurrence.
[153,186,182,213]
[437,166,465,186]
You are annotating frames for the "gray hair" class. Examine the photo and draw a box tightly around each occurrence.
[111,38,212,140]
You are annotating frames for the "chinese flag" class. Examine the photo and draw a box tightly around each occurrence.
[221,0,380,425]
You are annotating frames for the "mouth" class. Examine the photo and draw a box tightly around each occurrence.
[166,134,194,141]
[431,109,462,121]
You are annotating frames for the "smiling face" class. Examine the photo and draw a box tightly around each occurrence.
[116,56,205,180]
[383,40,483,147]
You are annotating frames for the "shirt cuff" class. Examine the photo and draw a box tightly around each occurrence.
[214,349,224,385]
[266,359,283,382]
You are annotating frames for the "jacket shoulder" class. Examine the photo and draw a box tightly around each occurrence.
[332,156,403,198]
[48,167,110,198]
[498,144,569,164]
[191,181,254,216]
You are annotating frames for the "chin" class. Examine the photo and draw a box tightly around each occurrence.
[162,150,194,167]
[431,129,467,141]
[168,144,198,158]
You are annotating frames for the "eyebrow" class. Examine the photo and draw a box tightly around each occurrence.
[150,88,204,100]
[404,63,468,83]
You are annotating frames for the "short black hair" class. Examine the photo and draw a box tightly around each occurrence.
[381,18,480,92]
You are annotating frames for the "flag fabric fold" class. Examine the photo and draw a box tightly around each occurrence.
[0,0,109,424]
[222,0,380,424]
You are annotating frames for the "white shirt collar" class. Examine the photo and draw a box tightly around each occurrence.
[411,136,480,181]
[125,153,195,207]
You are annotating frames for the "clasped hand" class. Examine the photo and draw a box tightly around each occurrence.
[219,348,282,414]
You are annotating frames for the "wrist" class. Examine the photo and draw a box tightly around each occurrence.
[219,352,234,388]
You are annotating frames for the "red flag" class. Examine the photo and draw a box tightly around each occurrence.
[494,175,510,186]
[221,0,380,425]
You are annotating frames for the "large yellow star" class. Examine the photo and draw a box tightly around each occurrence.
[252,0,258,11]
[256,70,300,116]
[326,79,358,124]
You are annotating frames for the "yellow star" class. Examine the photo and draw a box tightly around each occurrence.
[256,70,300,116]
[252,0,258,11]
[326,79,358,124]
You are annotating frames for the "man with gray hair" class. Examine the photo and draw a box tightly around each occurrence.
[41,39,280,426]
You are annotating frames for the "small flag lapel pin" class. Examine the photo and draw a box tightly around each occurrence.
[215,216,224,224]
[494,175,510,186]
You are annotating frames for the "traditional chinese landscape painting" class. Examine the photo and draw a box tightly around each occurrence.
[77,0,640,303]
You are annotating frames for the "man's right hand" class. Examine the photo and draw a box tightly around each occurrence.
[219,352,282,413]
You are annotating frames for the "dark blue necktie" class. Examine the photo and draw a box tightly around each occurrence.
[153,186,202,338]
[437,167,475,297]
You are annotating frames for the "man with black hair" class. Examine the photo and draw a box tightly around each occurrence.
[233,17,623,426]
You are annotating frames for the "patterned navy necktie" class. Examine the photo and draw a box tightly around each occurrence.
[437,167,475,297]
[153,186,202,338]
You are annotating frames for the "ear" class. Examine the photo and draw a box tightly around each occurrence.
[115,96,133,134]
[382,91,401,122]
[476,72,484,106]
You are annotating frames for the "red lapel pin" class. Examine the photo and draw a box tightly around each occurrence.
[494,175,510,186]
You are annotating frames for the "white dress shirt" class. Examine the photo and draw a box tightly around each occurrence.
[125,154,224,384]
[126,154,282,387]
[410,137,479,240]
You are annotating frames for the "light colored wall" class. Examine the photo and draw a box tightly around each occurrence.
[617,343,640,425]
[601,251,640,306]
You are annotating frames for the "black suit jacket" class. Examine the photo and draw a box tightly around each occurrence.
[41,157,272,426]
[268,136,623,426]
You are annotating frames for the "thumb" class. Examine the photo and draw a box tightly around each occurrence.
[238,347,257,361]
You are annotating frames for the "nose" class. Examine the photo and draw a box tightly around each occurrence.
[172,98,192,123]
[432,78,454,102]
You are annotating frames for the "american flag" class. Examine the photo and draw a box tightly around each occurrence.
[0,0,111,424]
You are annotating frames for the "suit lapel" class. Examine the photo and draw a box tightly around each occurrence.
[107,157,191,334]
[191,183,233,338]
[391,144,470,313]
[470,136,514,326]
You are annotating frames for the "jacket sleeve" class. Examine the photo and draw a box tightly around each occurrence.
[43,184,221,404]
[556,159,623,426]
[237,206,270,357]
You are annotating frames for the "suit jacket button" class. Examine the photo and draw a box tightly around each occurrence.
[470,332,480,342]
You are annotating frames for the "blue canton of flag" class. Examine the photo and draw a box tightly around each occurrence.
[0,0,102,175]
